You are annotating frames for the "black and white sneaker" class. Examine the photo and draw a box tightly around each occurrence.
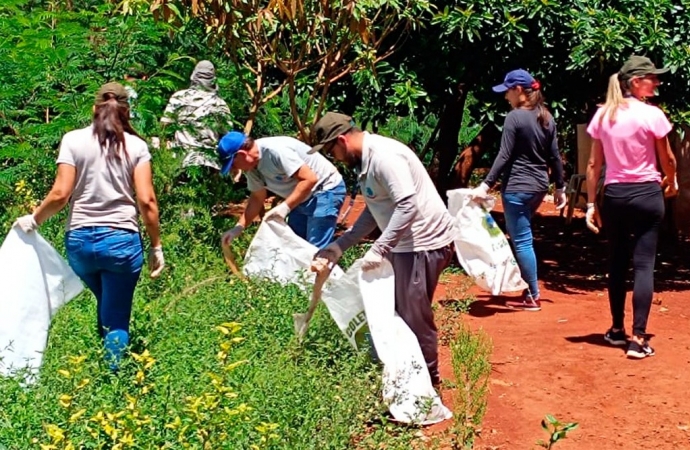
[604,328,628,346]
[626,341,655,359]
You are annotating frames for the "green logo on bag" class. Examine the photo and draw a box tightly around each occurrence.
[482,213,502,238]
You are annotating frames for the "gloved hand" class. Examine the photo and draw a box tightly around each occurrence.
[221,224,245,246]
[13,215,38,233]
[264,202,291,222]
[469,182,491,200]
[314,242,343,266]
[585,203,602,234]
[360,247,384,272]
[148,246,165,278]
[554,187,567,210]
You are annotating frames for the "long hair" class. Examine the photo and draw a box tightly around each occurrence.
[599,73,630,125]
[92,94,141,160]
[518,87,552,128]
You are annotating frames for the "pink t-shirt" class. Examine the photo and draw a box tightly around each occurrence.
[587,98,672,185]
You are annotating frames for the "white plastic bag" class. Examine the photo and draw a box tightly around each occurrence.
[243,220,369,349]
[447,189,527,295]
[0,228,84,379]
[359,260,452,425]
[243,221,452,424]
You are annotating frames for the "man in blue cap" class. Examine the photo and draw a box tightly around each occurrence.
[217,131,346,249]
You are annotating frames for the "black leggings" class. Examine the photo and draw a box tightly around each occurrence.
[601,182,664,337]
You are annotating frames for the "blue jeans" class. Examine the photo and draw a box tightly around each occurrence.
[65,227,143,338]
[502,192,545,299]
[287,181,347,249]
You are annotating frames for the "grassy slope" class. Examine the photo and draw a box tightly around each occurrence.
[0,209,416,449]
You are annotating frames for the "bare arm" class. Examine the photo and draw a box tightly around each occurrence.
[133,161,161,248]
[238,188,268,228]
[283,164,317,209]
[655,136,677,183]
[586,139,604,204]
[33,164,76,225]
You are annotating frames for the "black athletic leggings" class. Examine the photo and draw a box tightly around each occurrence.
[601,182,664,337]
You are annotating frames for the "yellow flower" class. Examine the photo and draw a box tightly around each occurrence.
[68,355,87,366]
[69,409,87,423]
[45,424,65,442]
[58,395,72,408]
[58,370,71,378]
[76,378,90,390]
[224,360,249,371]
[120,432,135,446]
[165,416,182,430]
[215,326,230,335]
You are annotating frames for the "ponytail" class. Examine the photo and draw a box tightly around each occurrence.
[599,73,629,125]
[92,94,140,161]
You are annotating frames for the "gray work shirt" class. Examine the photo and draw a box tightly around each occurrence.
[245,136,343,199]
[358,132,455,253]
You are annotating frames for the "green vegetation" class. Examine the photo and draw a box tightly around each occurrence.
[447,324,492,449]
[536,415,579,449]
[1,0,685,447]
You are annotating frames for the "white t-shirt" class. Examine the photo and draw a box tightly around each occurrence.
[57,125,151,232]
[359,132,454,253]
[245,136,343,199]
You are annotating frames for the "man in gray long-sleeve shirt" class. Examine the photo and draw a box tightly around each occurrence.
[310,112,455,386]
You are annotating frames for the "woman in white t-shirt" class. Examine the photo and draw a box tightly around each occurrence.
[585,56,678,359]
[13,82,164,370]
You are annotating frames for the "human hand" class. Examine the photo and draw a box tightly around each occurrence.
[263,202,291,222]
[662,176,679,198]
[468,182,491,200]
[148,246,165,278]
[555,188,567,210]
[13,215,38,233]
[585,203,602,234]
[360,248,384,272]
[313,242,343,268]
[221,224,245,246]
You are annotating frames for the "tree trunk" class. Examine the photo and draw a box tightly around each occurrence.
[433,83,468,203]
[446,124,500,190]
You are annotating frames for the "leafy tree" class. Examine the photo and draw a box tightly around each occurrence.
[147,0,432,139]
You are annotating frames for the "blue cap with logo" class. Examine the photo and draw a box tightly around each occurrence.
[217,131,247,176]
[492,69,536,93]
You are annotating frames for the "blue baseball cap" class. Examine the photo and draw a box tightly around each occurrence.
[492,69,536,93]
[217,131,247,176]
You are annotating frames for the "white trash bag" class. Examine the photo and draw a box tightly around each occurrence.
[243,220,369,349]
[243,221,451,424]
[447,188,527,295]
[359,260,452,425]
[0,228,84,379]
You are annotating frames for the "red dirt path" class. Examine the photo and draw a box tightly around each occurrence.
[236,193,690,448]
[430,196,690,450]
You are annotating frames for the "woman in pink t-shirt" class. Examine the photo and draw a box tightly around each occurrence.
[586,55,678,359]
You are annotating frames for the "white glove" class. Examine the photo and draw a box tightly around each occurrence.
[264,202,291,222]
[554,187,567,210]
[469,182,491,200]
[13,215,38,233]
[585,203,601,234]
[360,248,384,272]
[314,242,343,266]
[148,246,165,278]
[222,225,244,246]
